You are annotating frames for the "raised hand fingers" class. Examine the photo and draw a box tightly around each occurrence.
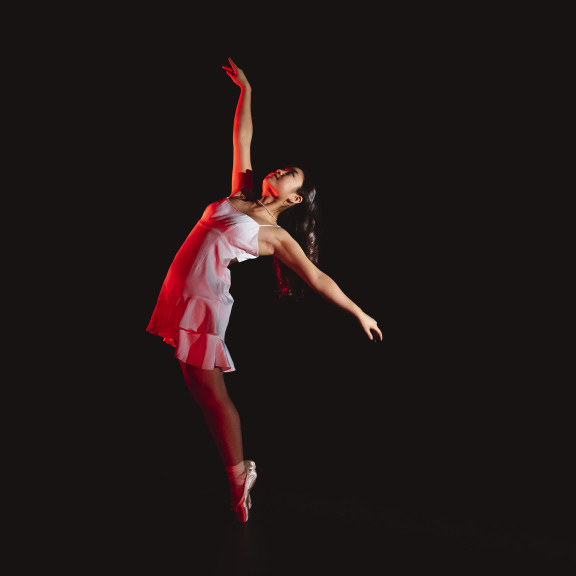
[222,57,237,75]
[222,58,250,89]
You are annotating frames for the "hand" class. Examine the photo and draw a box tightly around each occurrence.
[222,57,250,90]
[357,311,383,342]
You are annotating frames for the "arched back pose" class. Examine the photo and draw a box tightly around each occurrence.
[147,58,382,522]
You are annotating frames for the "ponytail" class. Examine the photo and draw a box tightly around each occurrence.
[273,174,322,300]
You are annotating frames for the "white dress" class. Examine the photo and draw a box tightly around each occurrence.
[147,197,279,372]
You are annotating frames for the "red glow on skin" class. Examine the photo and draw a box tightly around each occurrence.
[262,168,303,198]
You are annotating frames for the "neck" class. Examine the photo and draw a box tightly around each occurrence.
[257,199,277,222]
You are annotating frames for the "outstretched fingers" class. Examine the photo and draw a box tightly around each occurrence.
[370,325,383,342]
[222,58,250,89]
[222,57,237,76]
[360,314,382,341]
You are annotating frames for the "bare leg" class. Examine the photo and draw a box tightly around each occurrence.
[179,361,246,503]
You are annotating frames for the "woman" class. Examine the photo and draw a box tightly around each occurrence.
[147,58,382,522]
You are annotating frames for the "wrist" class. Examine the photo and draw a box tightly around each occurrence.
[353,306,364,318]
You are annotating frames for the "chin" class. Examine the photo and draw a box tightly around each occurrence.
[262,182,279,197]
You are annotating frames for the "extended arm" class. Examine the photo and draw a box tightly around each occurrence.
[222,58,253,195]
[269,229,383,341]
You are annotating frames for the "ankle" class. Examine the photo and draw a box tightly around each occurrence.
[225,461,246,486]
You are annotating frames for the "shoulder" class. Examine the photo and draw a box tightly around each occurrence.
[257,226,294,256]
[260,226,307,257]
[259,225,291,242]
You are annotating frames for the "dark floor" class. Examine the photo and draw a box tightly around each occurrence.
[79,329,576,574]
[92,454,575,575]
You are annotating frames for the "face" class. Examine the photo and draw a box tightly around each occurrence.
[262,167,304,199]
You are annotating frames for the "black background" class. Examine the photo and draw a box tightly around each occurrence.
[33,17,574,573]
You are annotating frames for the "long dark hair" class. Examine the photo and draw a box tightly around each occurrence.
[273,170,322,301]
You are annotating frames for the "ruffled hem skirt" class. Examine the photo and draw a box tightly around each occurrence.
[157,330,235,372]
[147,294,235,372]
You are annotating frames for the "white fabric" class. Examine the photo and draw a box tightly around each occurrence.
[147,197,277,372]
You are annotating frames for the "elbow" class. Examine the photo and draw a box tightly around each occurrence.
[233,131,252,145]
[239,132,252,144]
[308,271,331,293]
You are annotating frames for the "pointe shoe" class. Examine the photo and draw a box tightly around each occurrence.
[231,460,257,523]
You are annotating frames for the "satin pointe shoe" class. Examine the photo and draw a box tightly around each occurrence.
[231,460,257,523]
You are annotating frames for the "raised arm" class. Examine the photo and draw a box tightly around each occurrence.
[222,58,253,196]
